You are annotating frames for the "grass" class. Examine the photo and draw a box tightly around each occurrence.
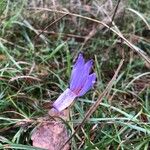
[0,0,150,149]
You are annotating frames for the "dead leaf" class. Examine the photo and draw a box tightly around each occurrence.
[32,109,70,150]
[31,121,70,150]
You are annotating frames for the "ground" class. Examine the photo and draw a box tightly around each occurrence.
[0,0,150,149]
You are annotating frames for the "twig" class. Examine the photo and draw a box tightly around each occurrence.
[0,38,28,51]
[34,14,68,42]
[111,0,122,25]
[36,30,86,41]
[9,75,41,82]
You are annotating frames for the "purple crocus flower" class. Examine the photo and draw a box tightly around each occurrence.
[52,54,96,112]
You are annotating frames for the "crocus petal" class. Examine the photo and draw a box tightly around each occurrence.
[73,53,84,68]
[70,54,85,91]
[77,73,96,96]
[84,60,93,74]
[77,60,93,87]
[52,88,77,112]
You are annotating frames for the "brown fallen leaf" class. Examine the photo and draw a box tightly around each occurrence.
[31,109,70,150]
